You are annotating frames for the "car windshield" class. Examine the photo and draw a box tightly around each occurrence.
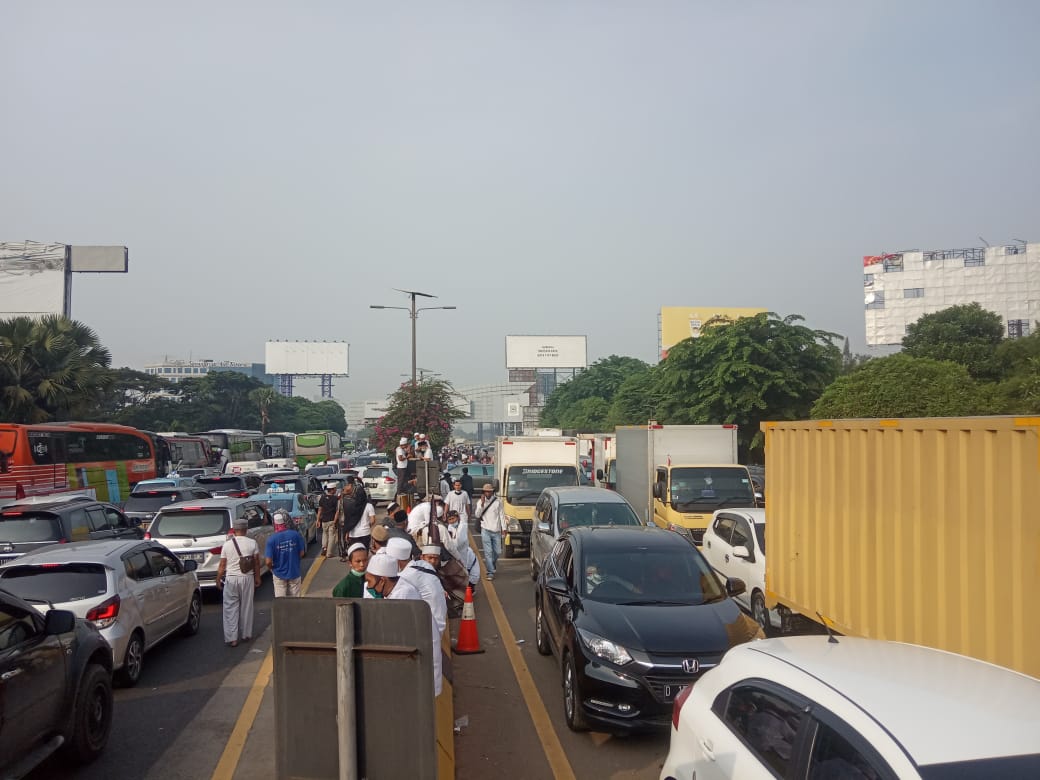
[198,477,242,490]
[580,545,725,605]
[0,563,108,603]
[151,510,228,538]
[0,514,64,543]
[668,467,755,511]
[363,468,389,479]
[308,466,336,478]
[124,491,185,512]
[557,502,641,530]
[132,481,176,493]
[505,466,578,505]
[755,523,765,553]
[261,480,303,493]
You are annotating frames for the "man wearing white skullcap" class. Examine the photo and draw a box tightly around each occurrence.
[392,536,447,697]
[364,552,420,600]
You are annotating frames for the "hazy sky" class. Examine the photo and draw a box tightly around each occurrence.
[5,1,1038,403]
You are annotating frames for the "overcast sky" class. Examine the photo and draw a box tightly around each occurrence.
[5,1,1038,403]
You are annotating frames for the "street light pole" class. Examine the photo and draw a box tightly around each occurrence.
[371,289,456,388]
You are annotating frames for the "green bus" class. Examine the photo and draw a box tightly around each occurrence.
[294,431,342,469]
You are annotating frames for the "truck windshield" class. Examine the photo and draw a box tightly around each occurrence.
[668,467,755,511]
[505,466,578,505]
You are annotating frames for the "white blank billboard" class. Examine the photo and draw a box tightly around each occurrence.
[505,335,587,369]
[265,341,349,375]
[0,241,69,318]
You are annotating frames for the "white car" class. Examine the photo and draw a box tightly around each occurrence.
[701,508,794,634]
[0,540,202,687]
[361,464,396,505]
[661,636,1040,780]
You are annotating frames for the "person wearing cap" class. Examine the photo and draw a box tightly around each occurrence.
[394,437,409,496]
[332,543,369,598]
[364,551,420,600]
[474,482,505,581]
[391,538,447,696]
[317,482,340,558]
[445,478,472,523]
[416,435,433,462]
[438,471,451,499]
[217,519,261,646]
[406,493,442,535]
[264,510,307,597]
[444,509,481,588]
[371,512,421,558]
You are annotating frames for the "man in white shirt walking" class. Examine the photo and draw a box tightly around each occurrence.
[473,482,505,581]
[444,478,471,523]
[217,519,261,646]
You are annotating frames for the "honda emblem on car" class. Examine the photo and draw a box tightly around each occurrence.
[682,658,699,674]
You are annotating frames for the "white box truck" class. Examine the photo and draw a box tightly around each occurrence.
[494,435,581,557]
[615,423,755,544]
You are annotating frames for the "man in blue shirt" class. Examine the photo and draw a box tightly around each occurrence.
[264,510,307,597]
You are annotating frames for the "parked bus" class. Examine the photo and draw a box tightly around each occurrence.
[157,434,214,473]
[191,429,264,467]
[261,432,297,469]
[0,423,158,503]
[295,431,342,469]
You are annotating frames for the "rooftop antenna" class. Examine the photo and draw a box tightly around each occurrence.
[978,236,990,247]
[816,612,839,644]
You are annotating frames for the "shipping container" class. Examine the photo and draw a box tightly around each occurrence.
[763,416,1040,679]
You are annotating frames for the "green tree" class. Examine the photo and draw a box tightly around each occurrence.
[557,397,612,431]
[811,354,987,418]
[657,313,842,458]
[88,367,170,420]
[902,303,1005,380]
[0,315,112,423]
[607,365,668,426]
[540,355,650,427]
[373,380,465,455]
[249,386,280,433]
[176,371,265,430]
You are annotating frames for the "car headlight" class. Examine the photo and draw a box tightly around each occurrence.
[506,516,522,532]
[576,628,632,666]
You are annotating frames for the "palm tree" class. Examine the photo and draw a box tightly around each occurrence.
[250,386,280,433]
[0,315,112,422]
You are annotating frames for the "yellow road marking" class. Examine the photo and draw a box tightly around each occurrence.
[210,553,325,780]
[480,557,577,780]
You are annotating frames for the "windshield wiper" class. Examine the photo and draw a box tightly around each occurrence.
[617,599,692,606]
[507,492,541,502]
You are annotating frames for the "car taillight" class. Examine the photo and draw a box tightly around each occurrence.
[384,476,395,483]
[235,491,249,498]
[672,682,693,730]
[209,546,223,554]
[144,531,152,539]
[86,594,121,628]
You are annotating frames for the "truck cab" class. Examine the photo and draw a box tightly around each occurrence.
[651,463,757,544]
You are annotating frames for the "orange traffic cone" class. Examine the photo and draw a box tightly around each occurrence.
[453,585,485,655]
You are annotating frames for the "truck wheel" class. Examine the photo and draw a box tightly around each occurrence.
[563,653,588,732]
[535,601,551,656]
[63,664,113,764]
[751,592,771,637]
[116,631,145,687]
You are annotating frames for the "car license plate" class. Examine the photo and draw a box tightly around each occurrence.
[179,552,206,563]
[365,482,378,489]
[663,684,688,701]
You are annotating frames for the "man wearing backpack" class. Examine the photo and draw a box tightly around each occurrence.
[335,478,366,562]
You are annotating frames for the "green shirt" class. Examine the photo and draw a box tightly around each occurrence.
[332,570,365,599]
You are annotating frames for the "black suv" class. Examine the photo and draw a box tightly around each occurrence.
[122,486,213,531]
[195,473,262,498]
[0,498,143,563]
[0,588,114,776]
[534,526,762,733]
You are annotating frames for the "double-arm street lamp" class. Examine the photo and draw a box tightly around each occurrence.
[371,289,456,387]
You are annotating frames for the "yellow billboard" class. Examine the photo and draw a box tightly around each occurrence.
[660,306,767,357]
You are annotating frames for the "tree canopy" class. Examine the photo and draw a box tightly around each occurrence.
[902,303,1005,380]
[540,355,650,429]
[811,354,987,418]
[373,380,465,455]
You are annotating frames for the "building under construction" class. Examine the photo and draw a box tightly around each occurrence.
[864,241,1039,345]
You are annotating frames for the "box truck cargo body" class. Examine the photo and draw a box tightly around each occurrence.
[763,416,1040,679]
[615,424,753,544]
[494,436,580,557]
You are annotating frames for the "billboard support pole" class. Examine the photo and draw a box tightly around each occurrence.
[411,293,418,388]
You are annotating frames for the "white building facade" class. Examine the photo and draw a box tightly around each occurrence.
[865,241,1040,345]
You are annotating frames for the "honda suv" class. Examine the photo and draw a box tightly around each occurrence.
[147,498,274,589]
[0,498,143,564]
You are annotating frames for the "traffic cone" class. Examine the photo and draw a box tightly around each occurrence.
[453,585,485,655]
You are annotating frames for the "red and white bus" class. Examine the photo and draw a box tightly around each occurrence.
[0,423,159,504]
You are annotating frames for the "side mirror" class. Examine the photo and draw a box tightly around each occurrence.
[725,577,747,598]
[536,521,551,534]
[44,609,76,635]
[732,545,751,561]
[595,468,604,481]
[652,482,664,500]
[546,576,569,596]
[182,560,199,572]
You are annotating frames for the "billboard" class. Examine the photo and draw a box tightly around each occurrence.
[265,341,349,375]
[505,335,587,369]
[660,306,767,357]
[0,241,70,318]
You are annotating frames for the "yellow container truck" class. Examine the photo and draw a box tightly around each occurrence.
[763,416,1040,679]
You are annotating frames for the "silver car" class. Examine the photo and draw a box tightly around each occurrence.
[147,498,275,590]
[361,464,396,505]
[0,539,202,687]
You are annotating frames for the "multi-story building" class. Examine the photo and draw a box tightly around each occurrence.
[142,358,274,385]
[864,241,1039,345]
